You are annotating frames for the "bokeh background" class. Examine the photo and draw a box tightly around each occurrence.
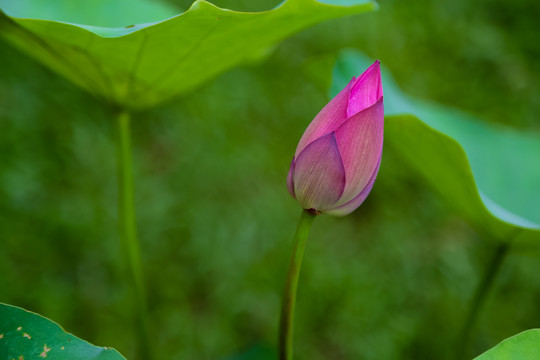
[1,0,539,359]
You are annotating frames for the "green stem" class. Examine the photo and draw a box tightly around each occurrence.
[116,110,152,360]
[279,209,317,360]
[458,241,510,359]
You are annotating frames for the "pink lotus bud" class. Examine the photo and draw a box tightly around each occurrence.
[287,60,384,216]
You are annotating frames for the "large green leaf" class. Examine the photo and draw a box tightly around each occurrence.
[331,50,540,244]
[0,0,180,28]
[0,303,126,359]
[383,115,540,245]
[473,329,540,360]
[0,0,376,110]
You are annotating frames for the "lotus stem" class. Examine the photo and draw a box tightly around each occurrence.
[458,241,510,359]
[279,209,317,360]
[116,110,152,360]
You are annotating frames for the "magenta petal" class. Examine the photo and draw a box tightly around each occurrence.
[347,60,383,118]
[293,133,346,211]
[334,98,384,204]
[325,157,380,216]
[287,157,296,199]
[294,78,355,157]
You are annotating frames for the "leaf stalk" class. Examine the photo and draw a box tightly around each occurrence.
[116,110,152,360]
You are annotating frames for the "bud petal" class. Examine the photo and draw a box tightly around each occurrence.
[347,60,383,117]
[325,157,380,216]
[334,98,384,204]
[293,133,346,211]
[295,79,354,157]
[287,157,296,199]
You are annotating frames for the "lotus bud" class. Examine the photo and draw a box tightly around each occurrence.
[287,60,384,216]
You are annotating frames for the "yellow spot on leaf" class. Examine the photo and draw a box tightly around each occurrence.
[16,327,22,331]
[61,346,65,350]
[19,356,24,360]
[0,333,3,339]
[39,344,50,358]
[22,333,31,339]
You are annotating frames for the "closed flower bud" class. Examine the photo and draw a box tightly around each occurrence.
[287,60,384,216]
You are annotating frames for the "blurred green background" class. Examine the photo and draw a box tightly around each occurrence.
[1,0,539,359]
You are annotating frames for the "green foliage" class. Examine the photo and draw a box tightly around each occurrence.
[333,50,540,245]
[0,0,376,109]
[1,0,540,359]
[1,35,539,359]
[473,329,540,360]
[0,303,126,359]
